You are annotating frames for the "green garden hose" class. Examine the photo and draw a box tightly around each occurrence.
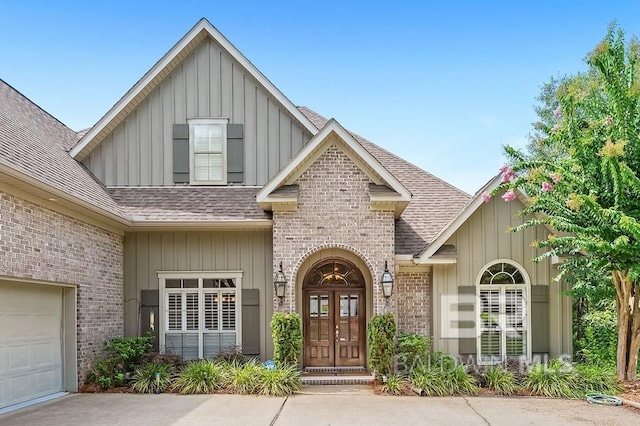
[585,393,623,406]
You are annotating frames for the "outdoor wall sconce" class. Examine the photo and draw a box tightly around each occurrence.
[273,261,287,305]
[381,261,394,299]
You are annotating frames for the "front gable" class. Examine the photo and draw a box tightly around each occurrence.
[75,19,317,187]
[256,119,411,217]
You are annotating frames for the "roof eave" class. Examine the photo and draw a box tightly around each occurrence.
[414,174,502,263]
[257,119,412,206]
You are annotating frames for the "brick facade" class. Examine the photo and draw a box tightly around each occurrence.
[272,143,395,314]
[396,271,431,336]
[0,191,123,385]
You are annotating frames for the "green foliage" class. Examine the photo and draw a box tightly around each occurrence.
[226,360,262,394]
[85,334,156,390]
[574,364,622,395]
[172,360,225,394]
[498,23,640,380]
[578,307,618,366]
[381,375,405,395]
[270,313,303,367]
[484,365,519,396]
[411,363,478,396]
[396,333,431,372]
[105,334,155,372]
[425,351,456,371]
[258,364,303,396]
[411,368,449,396]
[524,359,577,398]
[367,313,396,378]
[131,362,174,394]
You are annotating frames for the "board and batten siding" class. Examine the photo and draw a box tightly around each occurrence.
[123,231,274,359]
[431,196,572,358]
[83,38,312,187]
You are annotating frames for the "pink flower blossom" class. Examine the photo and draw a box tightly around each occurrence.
[550,173,562,183]
[541,182,553,192]
[481,192,491,203]
[605,116,613,126]
[502,190,516,202]
[553,106,563,118]
[552,124,560,133]
[499,165,516,183]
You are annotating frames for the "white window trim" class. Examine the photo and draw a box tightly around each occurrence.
[475,259,532,365]
[189,118,229,185]
[158,271,242,358]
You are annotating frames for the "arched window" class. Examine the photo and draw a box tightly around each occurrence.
[477,261,530,364]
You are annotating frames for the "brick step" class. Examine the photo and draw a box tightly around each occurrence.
[303,366,368,374]
[301,374,375,386]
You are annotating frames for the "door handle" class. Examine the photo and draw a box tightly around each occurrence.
[335,325,339,341]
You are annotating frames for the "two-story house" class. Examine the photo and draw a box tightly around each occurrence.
[0,18,571,410]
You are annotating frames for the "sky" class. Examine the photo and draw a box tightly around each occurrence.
[2,1,640,194]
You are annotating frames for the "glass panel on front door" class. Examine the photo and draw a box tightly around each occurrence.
[303,258,367,368]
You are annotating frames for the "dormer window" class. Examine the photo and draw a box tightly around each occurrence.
[189,118,228,185]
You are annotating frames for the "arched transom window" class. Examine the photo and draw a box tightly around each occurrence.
[303,258,364,288]
[477,261,530,364]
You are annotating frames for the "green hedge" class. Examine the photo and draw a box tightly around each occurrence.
[270,312,303,367]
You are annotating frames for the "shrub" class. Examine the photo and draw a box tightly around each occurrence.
[105,334,155,372]
[145,352,184,370]
[226,360,262,394]
[258,364,303,396]
[85,334,156,390]
[172,360,225,394]
[577,309,617,367]
[574,364,622,396]
[396,333,431,373]
[524,359,578,398]
[271,313,303,367]
[367,313,396,378]
[411,356,478,396]
[446,364,479,395]
[411,369,449,396]
[212,345,249,365]
[381,375,405,395]
[131,362,174,394]
[484,365,519,396]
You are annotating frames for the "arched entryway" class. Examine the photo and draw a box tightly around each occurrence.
[302,258,366,367]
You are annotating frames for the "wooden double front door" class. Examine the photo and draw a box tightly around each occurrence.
[303,259,366,367]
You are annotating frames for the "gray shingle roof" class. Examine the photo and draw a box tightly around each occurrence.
[297,106,471,255]
[108,187,271,221]
[0,80,125,217]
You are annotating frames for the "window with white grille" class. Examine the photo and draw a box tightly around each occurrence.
[189,118,228,185]
[159,273,241,360]
[477,261,529,364]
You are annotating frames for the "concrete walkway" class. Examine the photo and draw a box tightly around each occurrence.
[0,386,638,426]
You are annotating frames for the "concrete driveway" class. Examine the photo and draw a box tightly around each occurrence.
[0,386,638,426]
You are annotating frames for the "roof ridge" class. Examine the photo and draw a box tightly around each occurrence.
[297,105,471,198]
[0,78,75,139]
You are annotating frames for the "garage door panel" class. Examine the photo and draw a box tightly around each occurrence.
[0,282,63,409]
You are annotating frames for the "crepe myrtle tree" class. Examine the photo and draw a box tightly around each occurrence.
[487,24,640,381]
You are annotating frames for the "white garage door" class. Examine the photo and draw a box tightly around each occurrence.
[0,282,63,409]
